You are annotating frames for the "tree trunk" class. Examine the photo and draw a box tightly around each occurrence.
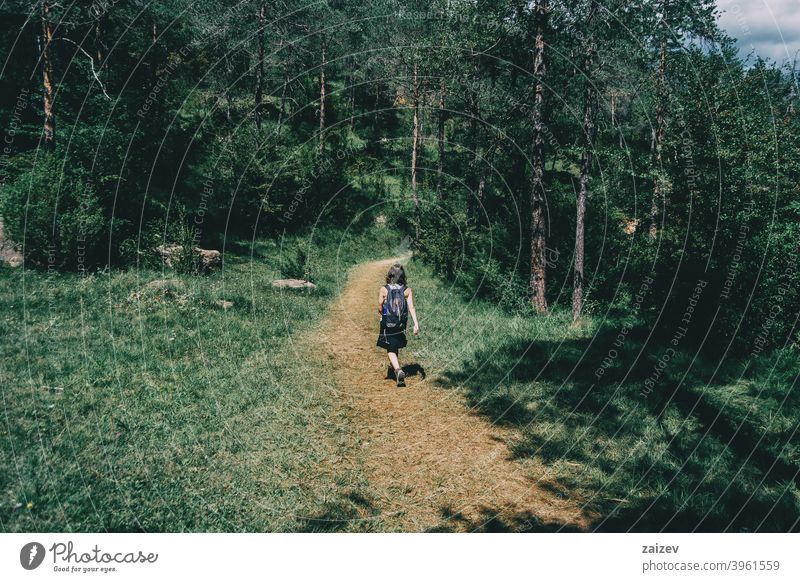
[254,4,266,130]
[436,77,445,199]
[94,15,103,66]
[41,1,55,149]
[278,42,290,128]
[572,1,597,322]
[470,130,484,220]
[650,4,667,239]
[529,0,548,313]
[348,56,356,130]
[373,82,380,127]
[410,61,421,242]
[465,63,485,223]
[318,35,327,156]
[476,167,486,212]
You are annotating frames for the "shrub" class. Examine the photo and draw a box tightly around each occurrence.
[0,154,106,270]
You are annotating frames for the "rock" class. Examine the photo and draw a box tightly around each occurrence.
[216,299,234,310]
[196,248,221,270]
[155,244,182,267]
[271,278,316,290]
[155,245,221,272]
[2,250,22,268]
[0,218,23,267]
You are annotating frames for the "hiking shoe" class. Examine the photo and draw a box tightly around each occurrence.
[386,366,395,380]
[395,368,406,387]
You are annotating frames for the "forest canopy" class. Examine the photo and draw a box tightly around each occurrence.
[1,0,798,355]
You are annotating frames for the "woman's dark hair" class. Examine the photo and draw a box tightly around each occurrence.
[386,263,407,285]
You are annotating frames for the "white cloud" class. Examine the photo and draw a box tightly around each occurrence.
[716,0,800,63]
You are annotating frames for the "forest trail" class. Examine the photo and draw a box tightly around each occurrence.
[313,257,595,532]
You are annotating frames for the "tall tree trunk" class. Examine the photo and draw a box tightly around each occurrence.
[373,82,380,127]
[278,42,290,128]
[348,55,356,130]
[318,35,326,156]
[436,77,445,199]
[410,61,421,242]
[469,121,484,221]
[94,15,103,65]
[254,4,266,130]
[529,0,548,313]
[650,3,667,239]
[465,64,484,222]
[41,1,55,149]
[572,2,597,322]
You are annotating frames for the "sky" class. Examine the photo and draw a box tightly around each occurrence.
[716,0,800,64]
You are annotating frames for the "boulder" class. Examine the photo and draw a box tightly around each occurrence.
[271,278,316,290]
[196,248,221,270]
[0,218,23,267]
[155,245,221,272]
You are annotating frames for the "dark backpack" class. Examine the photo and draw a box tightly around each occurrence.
[383,284,408,329]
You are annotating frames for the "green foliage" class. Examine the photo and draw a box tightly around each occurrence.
[0,154,106,270]
[280,242,311,281]
[416,203,465,279]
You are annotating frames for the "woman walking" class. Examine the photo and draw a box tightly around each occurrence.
[376,263,419,387]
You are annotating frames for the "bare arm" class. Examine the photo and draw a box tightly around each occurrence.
[378,286,387,315]
[406,288,419,335]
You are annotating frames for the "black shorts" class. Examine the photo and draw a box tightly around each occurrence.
[376,322,407,353]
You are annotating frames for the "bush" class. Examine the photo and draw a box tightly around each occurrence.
[280,243,311,281]
[0,154,106,270]
[416,204,466,279]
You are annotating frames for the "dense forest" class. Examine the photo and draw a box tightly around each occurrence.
[2,0,799,532]
[2,0,798,345]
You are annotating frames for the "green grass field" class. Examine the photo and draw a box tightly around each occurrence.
[408,259,800,531]
[0,226,398,532]
[2,231,798,532]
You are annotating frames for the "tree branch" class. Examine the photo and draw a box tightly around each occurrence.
[55,37,111,100]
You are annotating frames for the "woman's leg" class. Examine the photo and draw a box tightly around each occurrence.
[388,350,405,386]
[387,350,400,371]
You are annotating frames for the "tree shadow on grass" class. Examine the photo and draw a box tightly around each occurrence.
[426,505,587,533]
[297,491,379,532]
[435,320,800,532]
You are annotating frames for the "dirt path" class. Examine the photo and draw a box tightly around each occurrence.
[317,257,594,532]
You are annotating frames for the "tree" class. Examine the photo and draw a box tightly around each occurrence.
[529,0,548,313]
[572,0,598,321]
[410,59,421,241]
[40,0,55,148]
[254,3,266,130]
[318,33,327,156]
[650,0,668,238]
[647,0,717,238]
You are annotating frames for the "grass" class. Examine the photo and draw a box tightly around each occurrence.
[405,257,800,532]
[0,224,400,532]
[3,229,798,532]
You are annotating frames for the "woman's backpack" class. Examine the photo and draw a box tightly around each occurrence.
[383,284,408,329]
